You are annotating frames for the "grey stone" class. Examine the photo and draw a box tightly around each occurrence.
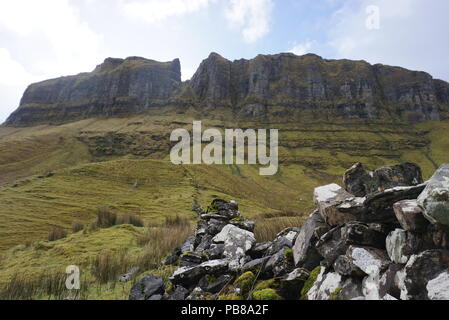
[129,274,165,300]
[386,229,409,264]
[393,199,429,232]
[212,224,256,260]
[417,164,449,226]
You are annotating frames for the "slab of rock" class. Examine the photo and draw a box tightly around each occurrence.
[168,286,190,300]
[400,249,449,300]
[363,184,426,223]
[181,236,196,253]
[129,274,165,300]
[314,183,366,226]
[170,259,229,287]
[293,210,329,270]
[212,224,256,260]
[205,274,233,294]
[393,200,429,232]
[426,271,449,300]
[386,229,409,264]
[279,268,309,299]
[249,242,271,259]
[417,164,449,227]
[346,246,390,275]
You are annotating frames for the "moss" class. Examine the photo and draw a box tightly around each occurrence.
[300,266,322,300]
[254,279,279,291]
[330,286,342,300]
[252,289,283,300]
[231,217,245,222]
[234,271,255,296]
[205,274,217,284]
[218,293,242,300]
[284,249,293,262]
[165,281,174,294]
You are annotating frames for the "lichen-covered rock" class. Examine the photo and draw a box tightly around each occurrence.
[212,225,256,261]
[372,163,424,191]
[293,210,329,270]
[314,184,366,226]
[426,271,449,300]
[386,229,409,264]
[343,162,377,197]
[307,270,343,300]
[400,250,449,300]
[393,200,429,232]
[417,164,449,226]
[170,259,229,287]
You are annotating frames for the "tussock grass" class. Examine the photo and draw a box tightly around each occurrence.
[254,215,305,243]
[47,227,67,242]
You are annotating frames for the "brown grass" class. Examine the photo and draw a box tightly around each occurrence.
[95,207,117,228]
[72,221,84,233]
[253,215,305,243]
[47,227,67,242]
[137,216,192,269]
[90,250,133,284]
[116,214,144,227]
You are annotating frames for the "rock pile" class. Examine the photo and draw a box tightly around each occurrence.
[130,163,449,300]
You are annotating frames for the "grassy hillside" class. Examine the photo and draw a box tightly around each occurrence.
[0,115,448,299]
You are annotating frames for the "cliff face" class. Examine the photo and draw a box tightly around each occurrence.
[4,52,449,126]
[190,53,448,121]
[5,57,181,126]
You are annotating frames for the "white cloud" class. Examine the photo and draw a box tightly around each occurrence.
[0,0,103,77]
[327,0,449,81]
[0,49,37,86]
[225,0,274,43]
[289,40,315,56]
[121,0,214,23]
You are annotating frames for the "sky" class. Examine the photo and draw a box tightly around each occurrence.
[1,0,449,123]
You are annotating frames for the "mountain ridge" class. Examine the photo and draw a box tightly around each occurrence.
[4,52,449,126]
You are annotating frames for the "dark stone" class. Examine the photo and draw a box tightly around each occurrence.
[181,236,196,253]
[129,274,165,300]
[168,286,190,300]
[343,162,377,197]
[205,275,233,294]
[279,268,309,299]
[179,252,205,268]
[393,200,429,232]
[293,210,329,270]
[249,242,272,259]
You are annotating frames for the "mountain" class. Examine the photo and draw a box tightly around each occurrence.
[4,53,449,126]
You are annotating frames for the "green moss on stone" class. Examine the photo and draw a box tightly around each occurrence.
[252,289,283,300]
[234,271,255,296]
[300,266,322,299]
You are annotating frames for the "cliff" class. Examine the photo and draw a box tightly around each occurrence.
[4,52,449,126]
[4,57,181,126]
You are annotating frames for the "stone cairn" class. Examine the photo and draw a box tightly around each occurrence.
[129,163,449,300]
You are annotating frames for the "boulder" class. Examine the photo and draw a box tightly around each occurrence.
[204,274,233,294]
[181,236,196,253]
[426,271,449,300]
[179,252,205,267]
[212,224,256,260]
[343,162,376,197]
[242,256,270,273]
[266,228,298,256]
[317,222,387,268]
[372,163,423,191]
[393,200,429,232]
[314,183,366,226]
[417,164,449,226]
[386,229,409,264]
[293,210,329,270]
[345,246,390,275]
[129,274,165,300]
[229,219,255,232]
[264,249,294,277]
[400,249,449,300]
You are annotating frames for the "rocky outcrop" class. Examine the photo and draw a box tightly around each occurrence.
[129,161,449,300]
[4,57,181,126]
[5,52,449,126]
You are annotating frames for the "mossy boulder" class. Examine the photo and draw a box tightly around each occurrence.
[234,271,256,297]
[252,289,283,300]
[300,266,322,300]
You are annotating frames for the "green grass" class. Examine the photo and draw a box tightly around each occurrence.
[0,116,448,299]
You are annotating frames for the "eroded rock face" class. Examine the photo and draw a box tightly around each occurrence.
[417,164,449,226]
[6,57,182,126]
[6,53,449,126]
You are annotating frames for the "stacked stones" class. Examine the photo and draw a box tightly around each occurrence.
[295,163,449,300]
[130,163,449,300]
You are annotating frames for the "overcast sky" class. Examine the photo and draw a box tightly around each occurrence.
[1,0,449,123]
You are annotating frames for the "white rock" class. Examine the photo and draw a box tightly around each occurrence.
[426,271,449,300]
[308,268,343,300]
[349,246,389,274]
[386,229,409,264]
[212,224,255,260]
